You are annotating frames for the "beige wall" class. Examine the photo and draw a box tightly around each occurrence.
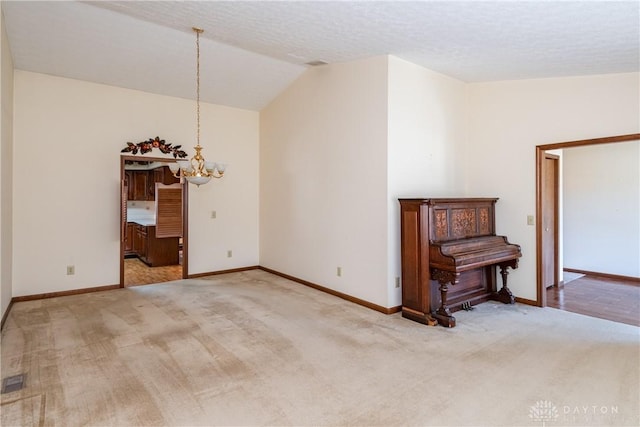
[12,71,259,297]
[260,55,469,308]
[466,72,640,300]
[563,141,640,277]
[260,56,390,307]
[387,56,468,306]
[1,6,14,318]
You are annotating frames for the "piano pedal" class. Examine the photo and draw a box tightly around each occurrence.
[461,301,475,311]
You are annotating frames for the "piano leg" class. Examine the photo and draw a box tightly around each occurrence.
[493,261,518,304]
[431,269,459,327]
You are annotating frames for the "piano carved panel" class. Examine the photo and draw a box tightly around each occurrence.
[435,210,448,240]
[451,208,476,238]
[399,198,521,328]
[428,201,496,242]
[479,208,490,235]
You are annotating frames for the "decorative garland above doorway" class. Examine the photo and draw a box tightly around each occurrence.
[120,136,188,158]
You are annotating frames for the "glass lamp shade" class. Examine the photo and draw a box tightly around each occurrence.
[177,160,193,172]
[216,163,227,173]
[185,175,212,186]
[204,161,216,173]
[168,163,180,173]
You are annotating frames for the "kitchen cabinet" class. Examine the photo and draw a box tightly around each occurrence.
[127,166,179,201]
[146,167,180,200]
[131,170,150,201]
[146,172,156,200]
[134,224,148,261]
[124,222,135,256]
[134,223,179,267]
[124,171,134,200]
[155,166,180,186]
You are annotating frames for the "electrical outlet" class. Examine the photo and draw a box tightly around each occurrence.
[227,250,232,258]
[395,277,401,288]
[211,211,217,219]
[337,267,342,277]
[66,265,75,275]
[527,215,535,226]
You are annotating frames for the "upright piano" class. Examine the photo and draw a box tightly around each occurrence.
[399,198,522,327]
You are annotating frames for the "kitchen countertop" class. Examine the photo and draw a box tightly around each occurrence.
[129,219,156,227]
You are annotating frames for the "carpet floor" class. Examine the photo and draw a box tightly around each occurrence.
[1,270,638,426]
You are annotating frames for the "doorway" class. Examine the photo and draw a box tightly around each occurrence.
[119,155,189,287]
[535,133,640,307]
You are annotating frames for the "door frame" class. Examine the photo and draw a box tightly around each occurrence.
[541,152,559,297]
[119,155,189,287]
[535,133,640,307]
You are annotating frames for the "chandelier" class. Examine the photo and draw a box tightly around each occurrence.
[169,27,226,186]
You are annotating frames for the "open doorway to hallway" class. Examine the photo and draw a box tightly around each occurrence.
[536,133,640,322]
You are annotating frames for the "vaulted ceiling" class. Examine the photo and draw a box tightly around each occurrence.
[2,1,639,111]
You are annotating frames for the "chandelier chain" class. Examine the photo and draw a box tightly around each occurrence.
[195,27,201,148]
[168,26,225,186]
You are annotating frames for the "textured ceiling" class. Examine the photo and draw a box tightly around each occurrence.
[2,1,639,111]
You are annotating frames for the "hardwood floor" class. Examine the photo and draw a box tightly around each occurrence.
[124,257,182,287]
[546,273,640,327]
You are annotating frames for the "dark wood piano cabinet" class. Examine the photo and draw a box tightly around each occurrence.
[399,198,522,327]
